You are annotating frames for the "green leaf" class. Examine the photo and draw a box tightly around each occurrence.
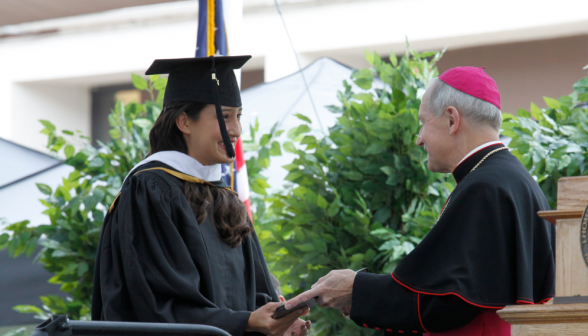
[36,183,52,195]
[131,74,148,90]
[109,128,120,139]
[379,240,398,251]
[365,50,374,65]
[0,233,9,248]
[380,166,394,176]
[51,250,71,258]
[419,51,437,58]
[502,113,517,121]
[13,305,46,315]
[351,69,374,90]
[543,97,561,109]
[259,134,270,147]
[64,145,75,159]
[300,135,316,145]
[285,170,302,182]
[294,113,312,124]
[294,243,316,252]
[558,155,572,170]
[317,195,328,209]
[530,103,542,121]
[132,118,153,129]
[402,241,415,254]
[518,108,531,118]
[292,186,307,198]
[573,76,588,94]
[269,141,282,156]
[8,235,21,257]
[342,171,363,181]
[25,239,37,257]
[88,157,105,168]
[287,124,311,140]
[77,262,89,276]
[40,120,56,132]
[327,202,340,217]
[283,142,297,154]
[389,52,398,67]
[365,142,388,154]
[153,78,168,91]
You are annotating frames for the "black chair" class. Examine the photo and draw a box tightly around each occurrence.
[30,315,230,336]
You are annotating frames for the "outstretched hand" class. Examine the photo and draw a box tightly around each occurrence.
[284,318,312,336]
[285,269,357,313]
[246,302,308,336]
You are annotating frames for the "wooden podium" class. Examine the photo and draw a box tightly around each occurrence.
[498,177,588,335]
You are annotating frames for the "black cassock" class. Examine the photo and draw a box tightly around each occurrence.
[91,162,279,336]
[350,144,556,334]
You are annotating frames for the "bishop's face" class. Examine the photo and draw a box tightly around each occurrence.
[416,93,453,173]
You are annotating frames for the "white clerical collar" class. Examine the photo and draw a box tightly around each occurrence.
[122,151,222,186]
[456,141,503,167]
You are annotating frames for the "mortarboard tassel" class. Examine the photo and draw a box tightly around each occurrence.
[210,57,236,159]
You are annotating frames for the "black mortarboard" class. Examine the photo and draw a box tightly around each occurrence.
[145,55,252,158]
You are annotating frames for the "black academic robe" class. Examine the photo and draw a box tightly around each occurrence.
[91,162,279,336]
[350,144,556,334]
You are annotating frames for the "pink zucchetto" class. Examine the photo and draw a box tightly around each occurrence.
[439,66,501,110]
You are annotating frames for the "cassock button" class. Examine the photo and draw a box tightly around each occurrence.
[375,327,381,331]
[412,331,419,334]
[386,329,392,332]
[363,323,368,328]
[398,331,405,334]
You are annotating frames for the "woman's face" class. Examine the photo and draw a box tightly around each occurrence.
[177,104,242,166]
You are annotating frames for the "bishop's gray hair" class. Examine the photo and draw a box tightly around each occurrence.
[427,78,502,132]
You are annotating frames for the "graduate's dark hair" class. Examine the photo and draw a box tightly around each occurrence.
[148,101,208,154]
[149,101,253,248]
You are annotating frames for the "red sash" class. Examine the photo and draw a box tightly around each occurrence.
[424,309,510,336]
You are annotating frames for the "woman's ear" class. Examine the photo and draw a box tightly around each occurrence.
[176,112,191,135]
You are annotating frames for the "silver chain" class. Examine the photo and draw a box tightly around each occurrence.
[437,147,510,221]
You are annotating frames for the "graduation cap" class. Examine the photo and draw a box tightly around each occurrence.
[145,55,252,158]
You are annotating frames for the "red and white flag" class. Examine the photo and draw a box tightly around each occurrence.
[222,138,251,219]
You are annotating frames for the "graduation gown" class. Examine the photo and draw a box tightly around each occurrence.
[350,143,556,335]
[91,161,279,336]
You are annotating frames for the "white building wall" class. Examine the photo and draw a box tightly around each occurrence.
[11,83,91,151]
[0,0,587,150]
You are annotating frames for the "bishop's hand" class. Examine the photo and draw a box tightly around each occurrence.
[285,269,357,314]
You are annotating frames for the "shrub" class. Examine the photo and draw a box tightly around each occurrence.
[255,48,453,336]
[0,75,166,320]
[501,74,588,208]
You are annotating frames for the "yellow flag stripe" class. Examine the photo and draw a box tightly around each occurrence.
[230,162,234,190]
[207,0,215,56]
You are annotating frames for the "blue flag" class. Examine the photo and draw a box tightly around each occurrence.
[196,0,228,57]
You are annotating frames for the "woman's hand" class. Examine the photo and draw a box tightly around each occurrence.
[283,318,312,336]
[245,302,308,336]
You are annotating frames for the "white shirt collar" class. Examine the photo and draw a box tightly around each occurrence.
[456,141,503,167]
[122,151,222,186]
